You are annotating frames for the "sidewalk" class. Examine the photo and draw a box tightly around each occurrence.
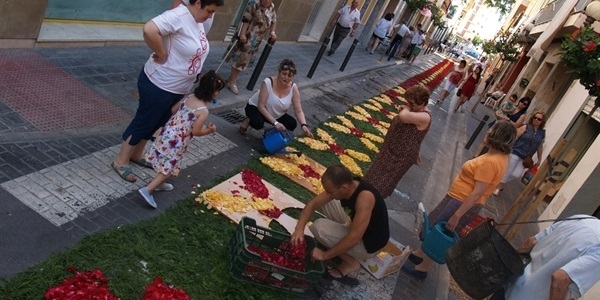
[0,30,535,299]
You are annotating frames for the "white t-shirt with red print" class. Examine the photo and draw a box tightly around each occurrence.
[144,5,209,95]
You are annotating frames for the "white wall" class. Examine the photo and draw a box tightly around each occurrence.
[542,81,590,166]
[538,135,600,228]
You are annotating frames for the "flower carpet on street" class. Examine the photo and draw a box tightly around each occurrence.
[0,59,454,299]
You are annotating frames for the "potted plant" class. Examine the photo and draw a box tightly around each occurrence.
[561,26,600,108]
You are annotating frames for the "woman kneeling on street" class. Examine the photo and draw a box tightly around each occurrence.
[239,59,313,138]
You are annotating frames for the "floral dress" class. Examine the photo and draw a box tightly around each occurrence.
[145,97,207,176]
[226,1,276,71]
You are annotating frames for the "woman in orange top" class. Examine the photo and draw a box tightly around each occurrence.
[401,121,517,280]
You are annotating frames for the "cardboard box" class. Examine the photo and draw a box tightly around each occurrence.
[359,239,411,279]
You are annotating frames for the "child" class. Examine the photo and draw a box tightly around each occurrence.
[138,70,225,208]
[497,93,518,117]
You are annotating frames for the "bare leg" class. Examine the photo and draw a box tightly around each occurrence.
[146,173,172,193]
[438,90,449,102]
[131,140,149,161]
[454,96,467,112]
[414,254,434,272]
[114,136,136,166]
[371,39,381,54]
[335,253,361,275]
[413,247,425,258]
[228,67,241,87]
[366,37,375,51]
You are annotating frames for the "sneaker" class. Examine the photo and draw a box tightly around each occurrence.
[408,253,423,265]
[493,188,502,196]
[154,182,174,192]
[138,187,157,209]
[401,263,427,280]
[227,82,239,95]
[239,117,250,135]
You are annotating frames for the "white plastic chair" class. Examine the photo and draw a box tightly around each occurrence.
[484,93,505,110]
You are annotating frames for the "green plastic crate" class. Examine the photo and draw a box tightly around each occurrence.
[229,217,325,295]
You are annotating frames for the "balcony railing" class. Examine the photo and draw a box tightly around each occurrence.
[535,0,590,25]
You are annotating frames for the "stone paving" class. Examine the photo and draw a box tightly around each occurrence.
[1,134,235,226]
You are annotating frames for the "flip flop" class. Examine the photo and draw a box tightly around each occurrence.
[130,158,153,169]
[324,267,359,287]
[111,162,136,183]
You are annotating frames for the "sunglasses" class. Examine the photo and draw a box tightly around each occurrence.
[281,64,297,73]
[533,117,543,121]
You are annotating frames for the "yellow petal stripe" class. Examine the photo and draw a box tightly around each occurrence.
[297,137,329,150]
[324,122,351,134]
[308,177,324,194]
[346,111,369,122]
[336,115,356,128]
[374,125,388,136]
[353,106,372,118]
[260,156,304,177]
[346,149,371,162]
[362,103,381,112]
[339,154,363,176]
[367,99,383,109]
[283,147,310,165]
[360,138,380,153]
[363,133,384,143]
[316,128,336,144]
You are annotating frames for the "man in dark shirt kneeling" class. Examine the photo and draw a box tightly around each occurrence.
[292,165,390,286]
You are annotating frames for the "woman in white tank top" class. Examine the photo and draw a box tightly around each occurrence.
[239,59,313,137]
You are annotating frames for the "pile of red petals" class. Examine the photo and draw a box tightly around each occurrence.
[241,168,269,198]
[141,277,191,300]
[259,206,282,218]
[247,240,307,272]
[299,164,321,179]
[44,267,118,300]
[349,127,364,137]
[328,143,346,155]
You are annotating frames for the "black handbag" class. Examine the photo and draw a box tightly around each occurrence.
[456,88,462,97]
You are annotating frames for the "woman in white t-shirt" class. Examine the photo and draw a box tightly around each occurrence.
[366,13,394,54]
[171,0,214,33]
[112,0,224,183]
[239,59,313,138]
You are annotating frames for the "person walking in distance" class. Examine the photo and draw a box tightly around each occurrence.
[387,21,410,61]
[327,0,361,56]
[224,0,277,95]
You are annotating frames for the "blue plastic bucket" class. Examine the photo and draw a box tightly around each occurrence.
[263,128,292,154]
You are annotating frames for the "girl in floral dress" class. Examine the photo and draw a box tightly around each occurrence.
[138,70,225,208]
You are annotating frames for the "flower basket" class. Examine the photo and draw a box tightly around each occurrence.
[561,26,600,106]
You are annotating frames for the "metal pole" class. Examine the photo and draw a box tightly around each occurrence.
[308,29,333,78]
[246,38,276,91]
[340,39,358,71]
[465,115,490,149]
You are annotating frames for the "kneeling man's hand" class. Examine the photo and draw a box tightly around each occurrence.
[291,229,304,246]
[312,248,327,261]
